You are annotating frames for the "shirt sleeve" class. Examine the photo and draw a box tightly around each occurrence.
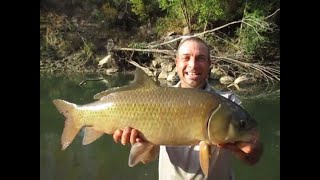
[227,93,242,105]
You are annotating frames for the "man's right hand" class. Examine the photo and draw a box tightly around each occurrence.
[113,127,144,145]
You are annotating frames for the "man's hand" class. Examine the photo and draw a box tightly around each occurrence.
[219,140,263,165]
[113,127,144,145]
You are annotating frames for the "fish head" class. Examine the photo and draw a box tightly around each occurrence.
[207,96,258,145]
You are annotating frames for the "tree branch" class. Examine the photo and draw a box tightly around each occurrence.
[113,47,175,56]
[149,20,243,48]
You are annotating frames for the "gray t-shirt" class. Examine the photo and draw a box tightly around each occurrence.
[158,81,241,180]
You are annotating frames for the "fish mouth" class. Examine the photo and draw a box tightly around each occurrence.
[218,127,260,146]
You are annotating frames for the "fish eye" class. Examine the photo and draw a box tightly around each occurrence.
[239,119,246,128]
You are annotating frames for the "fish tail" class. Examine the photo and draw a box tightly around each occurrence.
[53,99,82,150]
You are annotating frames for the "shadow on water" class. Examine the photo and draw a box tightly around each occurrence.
[40,71,279,180]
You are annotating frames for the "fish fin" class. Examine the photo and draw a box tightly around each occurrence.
[132,68,158,89]
[93,87,120,99]
[128,142,159,167]
[82,127,104,145]
[199,141,211,178]
[210,146,221,169]
[94,86,138,100]
[93,68,158,100]
[140,144,160,164]
[53,99,82,150]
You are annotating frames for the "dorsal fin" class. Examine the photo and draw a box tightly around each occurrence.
[132,68,158,88]
[94,68,158,99]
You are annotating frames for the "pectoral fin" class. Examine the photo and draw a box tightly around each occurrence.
[199,141,211,177]
[82,127,104,145]
[128,142,159,167]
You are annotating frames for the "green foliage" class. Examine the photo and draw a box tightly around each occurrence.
[194,0,225,25]
[101,3,118,20]
[90,2,118,28]
[128,42,148,49]
[129,0,161,21]
[154,17,184,35]
[236,9,273,55]
[81,41,95,59]
[130,0,147,19]
[41,13,76,59]
[157,0,229,31]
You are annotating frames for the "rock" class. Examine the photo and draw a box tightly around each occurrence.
[219,75,234,85]
[229,74,257,90]
[183,26,190,35]
[167,68,177,82]
[105,67,118,74]
[151,58,161,68]
[161,62,175,72]
[234,74,256,87]
[152,70,159,77]
[98,54,112,66]
[210,67,225,80]
[158,71,168,79]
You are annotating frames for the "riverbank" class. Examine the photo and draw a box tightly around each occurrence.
[40,2,280,91]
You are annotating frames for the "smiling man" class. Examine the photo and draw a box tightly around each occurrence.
[113,37,263,180]
[175,37,211,89]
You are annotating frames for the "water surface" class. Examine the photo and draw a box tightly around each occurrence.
[40,72,280,180]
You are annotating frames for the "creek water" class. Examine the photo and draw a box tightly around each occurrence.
[40,71,280,180]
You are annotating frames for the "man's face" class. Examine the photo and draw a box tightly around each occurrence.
[175,40,211,89]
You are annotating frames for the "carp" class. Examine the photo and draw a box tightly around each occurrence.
[53,68,258,177]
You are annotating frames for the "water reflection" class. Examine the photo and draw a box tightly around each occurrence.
[40,72,279,180]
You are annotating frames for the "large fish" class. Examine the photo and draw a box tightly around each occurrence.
[53,68,258,177]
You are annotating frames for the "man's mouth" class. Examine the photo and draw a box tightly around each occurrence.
[185,72,200,76]
[185,72,201,80]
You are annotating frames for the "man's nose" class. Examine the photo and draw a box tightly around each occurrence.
[188,57,197,68]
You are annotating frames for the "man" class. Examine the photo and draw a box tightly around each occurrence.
[113,37,263,179]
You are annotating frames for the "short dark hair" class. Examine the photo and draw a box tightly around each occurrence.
[176,36,210,61]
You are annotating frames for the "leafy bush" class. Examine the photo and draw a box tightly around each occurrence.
[154,17,185,36]
[235,9,273,55]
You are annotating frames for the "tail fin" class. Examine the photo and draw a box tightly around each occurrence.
[53,99,82,150]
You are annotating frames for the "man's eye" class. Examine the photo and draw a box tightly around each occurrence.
[197,56,206,61]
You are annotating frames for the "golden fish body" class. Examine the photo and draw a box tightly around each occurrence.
[53,68,259,177]
[54,86,218,146]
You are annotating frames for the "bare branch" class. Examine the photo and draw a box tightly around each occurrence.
[113,47,175,56]
[125,59,153,76]
[266,8,280,19]
[213,56,280,84]
[240,21,264,40]
[149,20,243,48]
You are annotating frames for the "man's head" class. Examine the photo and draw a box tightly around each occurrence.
[175,37,211,89]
